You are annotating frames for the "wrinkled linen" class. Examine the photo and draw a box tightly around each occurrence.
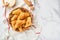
[0,0,60,40]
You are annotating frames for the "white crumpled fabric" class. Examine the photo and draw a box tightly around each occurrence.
[0,0,41,40]
[0,0,60,40]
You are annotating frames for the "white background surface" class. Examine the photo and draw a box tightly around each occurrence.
[0,0,60,40]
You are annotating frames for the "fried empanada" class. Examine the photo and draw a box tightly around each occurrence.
[11,20,16,30]
[19,26,23,32]
[25,17,32,27]
[17,12,30,20]
[17,12,25,20]
[14,20,26,29]
[12,9,21,15]
[11,15,18,21]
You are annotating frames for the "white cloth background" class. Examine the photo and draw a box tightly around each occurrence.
[0,0,60,40]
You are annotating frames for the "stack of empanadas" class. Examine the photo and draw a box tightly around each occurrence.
[9,7,33,32]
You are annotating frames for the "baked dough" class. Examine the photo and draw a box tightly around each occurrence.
[9,7,33,32]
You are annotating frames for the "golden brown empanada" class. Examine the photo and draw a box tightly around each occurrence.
[25,17,32,27]
[11,15,18,21]
[12,9,21,15]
